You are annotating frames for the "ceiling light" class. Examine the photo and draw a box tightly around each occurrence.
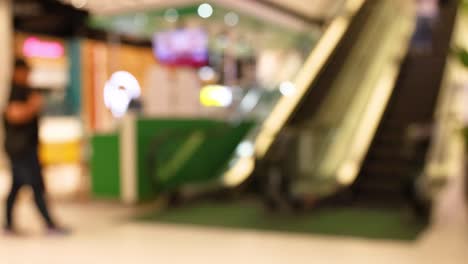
[198,3,213,19]
[236,141,254,158]
[279,81,296,96]
[198,66,216,82]
[71,0,87,9]
[134,14,148,27]
[164,8,179,23]
[224,12,239,27]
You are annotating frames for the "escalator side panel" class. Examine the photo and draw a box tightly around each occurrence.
[288,0,377,126]
[350,0,460,206]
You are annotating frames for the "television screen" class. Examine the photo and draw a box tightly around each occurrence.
[153,28,209,68]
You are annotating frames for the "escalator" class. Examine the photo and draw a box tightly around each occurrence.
[221,0,381,188]
[255,0,413,202]
[349,0,459,206]
[258,0,459,213]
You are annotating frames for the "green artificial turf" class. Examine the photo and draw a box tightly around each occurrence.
[138,200,426,241]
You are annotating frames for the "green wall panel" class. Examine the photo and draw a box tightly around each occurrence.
[137,119,254,200]
[91,133,121,199]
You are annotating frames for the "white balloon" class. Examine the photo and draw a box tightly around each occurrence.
[110,89,131,116]
[103,71,141,118]
[109,71,141,99]
[103,81,114,108]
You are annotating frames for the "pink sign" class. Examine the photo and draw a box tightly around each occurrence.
[23,37,65,59]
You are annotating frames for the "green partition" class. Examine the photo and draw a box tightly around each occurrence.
[90,133,120,199]
[137,119,254,200]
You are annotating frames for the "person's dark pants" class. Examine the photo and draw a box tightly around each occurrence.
[5,150,55,230]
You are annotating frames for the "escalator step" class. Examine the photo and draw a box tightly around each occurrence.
[361,163,411,175]
[352,190,407,206]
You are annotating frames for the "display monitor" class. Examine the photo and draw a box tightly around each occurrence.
[153,28,209,68]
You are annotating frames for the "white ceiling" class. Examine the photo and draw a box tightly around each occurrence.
[261,0,345,20]
[63,0,345,26]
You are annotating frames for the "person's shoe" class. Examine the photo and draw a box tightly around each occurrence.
[46,226,71,236]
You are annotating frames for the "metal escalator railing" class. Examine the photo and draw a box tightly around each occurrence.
[257,0,415,199]
[333,0,460,208]
[423,3,468,196]
[298,0,414,191]
[221,0,368,187]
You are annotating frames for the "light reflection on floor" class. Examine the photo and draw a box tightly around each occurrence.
[0,164,466,264]
[0,183,465,264]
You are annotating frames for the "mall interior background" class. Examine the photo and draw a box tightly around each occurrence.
[0,0,467,262]
[0,0,334,201]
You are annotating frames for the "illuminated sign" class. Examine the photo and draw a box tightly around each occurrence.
[200,85,233,107]
[23,37,65,59]
[104,71,141,118]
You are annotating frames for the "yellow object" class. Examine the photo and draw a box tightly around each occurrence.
[200,85,232,107]
[39,141,81,165]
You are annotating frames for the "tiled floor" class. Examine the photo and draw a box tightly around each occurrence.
[0,167,466,264]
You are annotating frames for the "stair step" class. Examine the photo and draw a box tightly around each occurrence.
[373,133,405,146]
[360,163,411,176]
[353,181,405,195]
[355,173,409,189]
[367,149,405,160]
[351,189,408,206]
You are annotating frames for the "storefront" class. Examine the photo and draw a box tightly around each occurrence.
[87,4,318,123]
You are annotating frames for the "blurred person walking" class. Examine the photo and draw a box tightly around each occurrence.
[3,58,67,235]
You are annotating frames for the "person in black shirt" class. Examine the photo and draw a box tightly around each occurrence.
[3,58,67,235]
